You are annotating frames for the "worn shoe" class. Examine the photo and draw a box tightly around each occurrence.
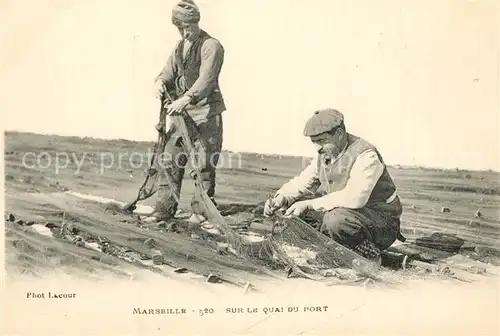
[354,240,382,265]
[142,211,175,223]
[187,213,207,225]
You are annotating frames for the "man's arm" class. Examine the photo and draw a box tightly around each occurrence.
[154,48,177,88]
[183,39,224,103]
[276,155,321,202]
[309,150,384,211]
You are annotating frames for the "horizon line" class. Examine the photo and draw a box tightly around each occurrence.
[4,129,499,174]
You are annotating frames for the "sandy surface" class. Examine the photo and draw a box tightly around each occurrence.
[3,131,500,335]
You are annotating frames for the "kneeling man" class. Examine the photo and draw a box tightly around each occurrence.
[264,109,404,262]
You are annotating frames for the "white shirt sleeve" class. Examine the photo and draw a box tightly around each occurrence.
[276,154,321,200]
[309,149,384,211]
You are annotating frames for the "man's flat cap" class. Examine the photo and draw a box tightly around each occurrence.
[303,109,344,137]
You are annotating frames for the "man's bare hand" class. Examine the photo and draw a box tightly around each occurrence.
[166,96,191,115]
[263,193,288,217]
[155,121,165,132]
[284,200,312,217]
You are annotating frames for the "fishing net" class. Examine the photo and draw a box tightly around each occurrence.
[109,102,389,282]
[191,186,389,281]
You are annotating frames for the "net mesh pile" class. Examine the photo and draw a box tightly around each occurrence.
[203,207,376,280]
[120,109,395,282]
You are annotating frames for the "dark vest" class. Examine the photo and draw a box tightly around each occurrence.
[168,30,226,115]
[317,134,402,218]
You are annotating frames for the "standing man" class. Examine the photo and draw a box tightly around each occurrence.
[264,109,404,262]
[147,0,226,224]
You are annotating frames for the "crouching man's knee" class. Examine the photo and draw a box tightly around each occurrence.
[320,207,367,248]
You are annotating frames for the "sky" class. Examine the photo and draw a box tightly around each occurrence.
[1,0,499,171]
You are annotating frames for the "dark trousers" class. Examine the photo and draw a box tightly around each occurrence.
[154,114,223,218]
[302,196,402,251]
[320,205,401,250]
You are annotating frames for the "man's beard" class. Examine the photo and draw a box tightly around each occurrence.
[318,146,344,164]
[318,147,335,156]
